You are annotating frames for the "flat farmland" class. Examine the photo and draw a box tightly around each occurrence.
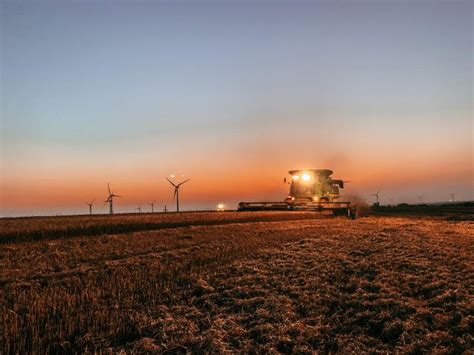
[1,213,472,353]
[0,211,322,244]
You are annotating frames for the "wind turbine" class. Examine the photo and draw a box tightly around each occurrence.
[104,183,121,215]
[85,199,95,215]
[450,193,455,202]
[166,177,190,212]
[149,201,155,213]
[418,195,423,204]
[136,205,142,214]
[371,190,381,204]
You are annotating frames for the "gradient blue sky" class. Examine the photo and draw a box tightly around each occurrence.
[1,0,473,216]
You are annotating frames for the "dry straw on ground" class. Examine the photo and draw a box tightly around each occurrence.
[1,213,472,353]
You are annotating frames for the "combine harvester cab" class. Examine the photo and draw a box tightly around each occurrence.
[238,169,356,219]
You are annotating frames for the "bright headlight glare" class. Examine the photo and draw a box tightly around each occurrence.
[302,173,311,181]
[292,175,300,180]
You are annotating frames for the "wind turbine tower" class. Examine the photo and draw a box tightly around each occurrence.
[149,202,155,213]
[166,177,191,212]
[104,183,121,215]
[85,199,95,215]
[371,190,381,205]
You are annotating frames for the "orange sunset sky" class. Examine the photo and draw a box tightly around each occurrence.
[1,1,473,216]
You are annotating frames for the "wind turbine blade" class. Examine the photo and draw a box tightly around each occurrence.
[173,188,177,201]
[113,194,122,198]
[177,178,191,187]
[108,183,111,195]
[166,178,177,187]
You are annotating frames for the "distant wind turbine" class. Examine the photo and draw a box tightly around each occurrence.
[85,199,95,215]
[149,201,155,213]
[166,177,191,212]
[371,190,381,204]
[136,205,142,214]
[450,193,455,202]
[418,195,423,204]
[104,183,121,215]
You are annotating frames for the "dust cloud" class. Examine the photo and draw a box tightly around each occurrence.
[344,194,371,216]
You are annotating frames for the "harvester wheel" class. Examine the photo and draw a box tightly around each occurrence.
[348,207,357,220]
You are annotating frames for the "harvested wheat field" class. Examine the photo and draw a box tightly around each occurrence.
[1,213,473,353]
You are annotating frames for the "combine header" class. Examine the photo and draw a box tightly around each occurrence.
[238,169,356,218]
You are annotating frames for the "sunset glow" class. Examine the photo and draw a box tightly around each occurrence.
[1,1,472,217]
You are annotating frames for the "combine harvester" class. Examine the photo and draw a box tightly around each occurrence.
[238,169,356,219]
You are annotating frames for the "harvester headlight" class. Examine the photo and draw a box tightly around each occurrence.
[217,203,224,211]
[302,173,311,181]
[292,175,300,180]
[313,196,319,202]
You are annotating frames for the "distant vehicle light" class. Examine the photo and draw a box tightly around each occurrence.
[302,173,311,181]
[292,175,300,180]
[313,196,319,202]
[217,203,224,211]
